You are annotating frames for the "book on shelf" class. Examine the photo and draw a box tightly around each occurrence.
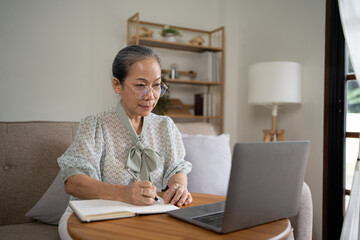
[199,51,213,82]
[69,198,178,222]
[207,93,213,116]
[199,51,221,83]
[194,93,204,116]
[204,93,208,116]
[213,52,221,83]
[194,93,214,116]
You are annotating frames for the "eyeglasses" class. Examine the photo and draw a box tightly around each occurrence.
[123,81,168,100]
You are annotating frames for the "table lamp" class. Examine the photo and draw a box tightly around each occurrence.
[248,61,302,142]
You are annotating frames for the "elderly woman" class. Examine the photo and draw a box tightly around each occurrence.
[57,45,192,239]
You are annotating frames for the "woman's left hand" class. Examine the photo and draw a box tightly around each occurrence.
[163,183,192,207]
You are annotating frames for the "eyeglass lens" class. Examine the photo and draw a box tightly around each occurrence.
[136,83,167,99]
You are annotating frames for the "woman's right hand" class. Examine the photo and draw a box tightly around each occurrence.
[122,180,157,205]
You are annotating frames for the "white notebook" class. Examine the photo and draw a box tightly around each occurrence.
[70,197,178,222]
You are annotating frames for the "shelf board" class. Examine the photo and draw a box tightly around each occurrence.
[129,38,223,52]
[166,114,221,119]
[165,78,222,86]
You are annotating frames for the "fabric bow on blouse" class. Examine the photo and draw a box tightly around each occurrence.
[116,102,161,181]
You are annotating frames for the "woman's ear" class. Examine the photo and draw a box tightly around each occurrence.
[112,78,121,94]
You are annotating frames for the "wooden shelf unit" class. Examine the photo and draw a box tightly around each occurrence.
[127,12,225,133]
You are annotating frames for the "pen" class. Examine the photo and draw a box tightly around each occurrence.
[126,168,160,202]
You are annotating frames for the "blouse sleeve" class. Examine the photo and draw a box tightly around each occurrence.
[162,117,192,189]
[57,115,104,183]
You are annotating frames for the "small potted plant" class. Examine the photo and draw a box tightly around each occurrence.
[160,25,182,42]
[152,73,170,115]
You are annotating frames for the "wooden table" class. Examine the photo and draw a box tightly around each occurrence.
[68,193,292,240]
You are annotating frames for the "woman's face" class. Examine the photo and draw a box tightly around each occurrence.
[115,58,162,119]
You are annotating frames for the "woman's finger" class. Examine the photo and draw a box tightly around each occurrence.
[163,185,178,204]
[184,192,193,206]
[140,186,156,198]
[176,190,190,207]
[170,185,185,205]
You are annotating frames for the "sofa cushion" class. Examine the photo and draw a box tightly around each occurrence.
[182,134,231,196]
[176,122,217,135]
[25,171,70,225]
[0,121,78,225]
[0,222,59,240]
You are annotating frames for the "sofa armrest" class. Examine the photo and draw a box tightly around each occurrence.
[289,182,313,240]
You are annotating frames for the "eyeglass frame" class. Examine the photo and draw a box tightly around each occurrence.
[121,81,168,100]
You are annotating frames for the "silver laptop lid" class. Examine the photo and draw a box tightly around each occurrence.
[221,141,310,233]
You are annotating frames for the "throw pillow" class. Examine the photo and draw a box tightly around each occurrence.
[25,171,70,225]
[182,134,231,196]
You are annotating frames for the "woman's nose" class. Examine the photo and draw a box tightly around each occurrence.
[143,88,156,100]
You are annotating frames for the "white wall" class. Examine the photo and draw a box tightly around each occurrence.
[0,0,222,121]
[0,0,325,239]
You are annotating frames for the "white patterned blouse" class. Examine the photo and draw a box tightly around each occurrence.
[57,105,192,198]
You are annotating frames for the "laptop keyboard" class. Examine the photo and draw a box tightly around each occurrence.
[192,212,224,228]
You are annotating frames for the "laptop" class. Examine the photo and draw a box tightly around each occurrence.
[167,141,310,233]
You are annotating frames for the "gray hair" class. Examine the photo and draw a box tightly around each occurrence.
[112,45,161,84]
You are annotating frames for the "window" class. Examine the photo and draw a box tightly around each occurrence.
[345,56,358,207]
[324,2,359,238]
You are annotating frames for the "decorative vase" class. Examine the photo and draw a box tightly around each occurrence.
[164,33,177,42]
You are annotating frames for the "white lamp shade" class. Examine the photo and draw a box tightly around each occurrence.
[248,61,302,105]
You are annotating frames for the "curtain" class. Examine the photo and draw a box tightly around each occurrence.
[340,154,360,239]
[338,1,360,238]
[338,0,360,82]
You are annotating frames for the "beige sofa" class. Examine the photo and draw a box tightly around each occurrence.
[0,121,313,240]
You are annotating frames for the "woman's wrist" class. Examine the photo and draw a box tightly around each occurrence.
[100,182,127,201]
[168,172,188,188]
[168,183,186,191]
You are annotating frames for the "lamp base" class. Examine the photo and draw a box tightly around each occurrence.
[263,129,286,142]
